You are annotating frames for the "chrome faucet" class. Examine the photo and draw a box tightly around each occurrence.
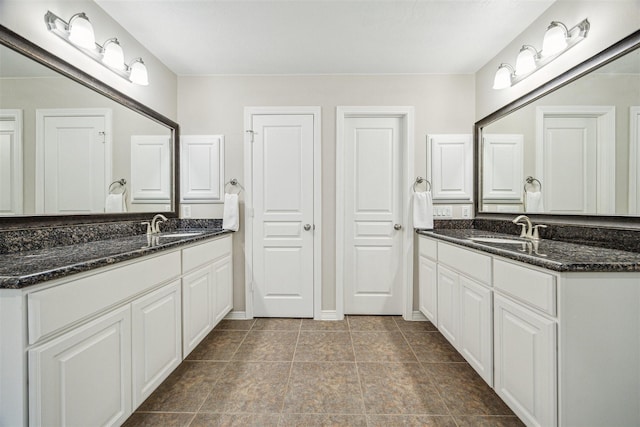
[513,214,547,240]
[513,215,533,239]
[151,214,168,234]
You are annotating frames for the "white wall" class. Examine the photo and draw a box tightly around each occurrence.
[0,0,177,120]
[177,74,475,312]
[475,0,640,120]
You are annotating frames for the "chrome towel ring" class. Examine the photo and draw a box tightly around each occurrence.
[524,176,542,192]
[109,178,127,194]
[225,178,244,194]
[413,176,432,192]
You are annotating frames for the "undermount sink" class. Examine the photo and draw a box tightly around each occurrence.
[469,237,525,244]
[157,231,204,238]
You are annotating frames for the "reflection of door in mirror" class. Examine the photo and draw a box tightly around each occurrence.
[630,106,640,214]
[482,134,523,209]
[35,109,112,214]
[535,106,615,215]
[0,109,23,215]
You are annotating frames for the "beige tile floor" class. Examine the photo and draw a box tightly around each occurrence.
[123,316,524,427]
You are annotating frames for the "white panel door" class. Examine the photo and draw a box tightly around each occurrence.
[131,280,182,408]
[459,275,493,386]
[131,135,172,204]
[437,265,459,348]
[28,305,132,427]
[541,117,597,214]
[0,110,22,215]
[418,254,437,324]
[181,135,224,202]
[429,134,473,201]
[213,254,233,323]
[482,134,524,202]
[182,266,215,356]
[494,294,557,427]
[40,114,107,213]
[252,114,314,317]
[343,117,402,314]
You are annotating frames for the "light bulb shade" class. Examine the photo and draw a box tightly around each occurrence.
[515,46,537,76]
[493,64,513,90]
[102,39,125,70]
[129,58,149,85]
[68,13,95,50]
[542,22,568,56]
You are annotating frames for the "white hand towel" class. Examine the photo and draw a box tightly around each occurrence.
[525,191,544,213]
[222,193,239,231]
[413,191,434,230]
[105,193,126,213]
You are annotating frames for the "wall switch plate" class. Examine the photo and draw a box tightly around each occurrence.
[181,205,191,218]
[462,206,471,218]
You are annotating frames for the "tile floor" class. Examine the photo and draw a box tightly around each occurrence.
[123,316,524,427]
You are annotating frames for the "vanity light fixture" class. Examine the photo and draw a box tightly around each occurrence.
[44,10,149,85]
[493,18,590,89]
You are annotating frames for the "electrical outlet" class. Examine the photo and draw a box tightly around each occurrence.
[461,206,471,218]
[181,205,191,218]
[441,205,452,218]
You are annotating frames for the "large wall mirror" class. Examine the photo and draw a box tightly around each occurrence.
[475,29,640,226]
[0,24,179,225]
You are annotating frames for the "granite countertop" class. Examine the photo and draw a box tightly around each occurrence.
[0,229,231,289]
[417,228,640,272]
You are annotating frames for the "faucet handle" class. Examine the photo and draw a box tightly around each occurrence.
[515,223,528,238]
[532,224,547,240]
[141,221,152,235]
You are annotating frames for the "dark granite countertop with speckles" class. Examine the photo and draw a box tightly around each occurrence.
[417,229,640,272]
[0,229,231,289]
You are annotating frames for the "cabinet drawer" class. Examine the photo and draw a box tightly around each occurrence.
[494,259,556,316]
[182,235,231,273]
[418,236,437,260]
[438,242,491,284]
[28,251,181,345]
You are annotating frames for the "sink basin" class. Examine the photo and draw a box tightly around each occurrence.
[469,237,525,244]
[157,231,204,238]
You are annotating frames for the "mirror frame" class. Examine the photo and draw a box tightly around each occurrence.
[474,29,640,229]
[0,23,180,228]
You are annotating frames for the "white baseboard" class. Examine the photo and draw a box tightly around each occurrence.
[411,311,428,321]
[316,310,343,321]
[224,311,249,320]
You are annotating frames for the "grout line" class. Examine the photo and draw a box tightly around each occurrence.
[278,321,301,414]
[348,318,369,425]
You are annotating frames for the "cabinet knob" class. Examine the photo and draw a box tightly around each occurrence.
[304,224,312,231]
[394,224,402,230]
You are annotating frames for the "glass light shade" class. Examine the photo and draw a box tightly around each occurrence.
[68,13,95,50]
[102,39,125,70]
[129,59,149,85]
[515,46,537,76]
[542,23,568,57]
[493,64,513,90]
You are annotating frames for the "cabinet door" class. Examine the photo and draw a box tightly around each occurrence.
[437,265,459,348]
[459,276,492,386]
[428,134,473,201]
[28,306,131,427]
[132,280,182,408]
[418,254,437,324]
[181,135,224,202]
[213,254,233,325]
[182,266,215,356]
[494,294,557,427]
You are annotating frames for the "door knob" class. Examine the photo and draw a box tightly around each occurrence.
[394,224,402,230]
[304,224,312,231]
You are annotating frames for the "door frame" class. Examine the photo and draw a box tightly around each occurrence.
[336,106,415,321]
[535,105,615,214]
[35,108,113,213]
[629,106,640,214]
[0,109,23,215]
[243,107,322,319]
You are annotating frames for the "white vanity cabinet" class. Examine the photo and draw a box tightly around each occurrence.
[0,233,233,427]
[417,234,640,427]
[181,236,233,356]
[418,237,438,324]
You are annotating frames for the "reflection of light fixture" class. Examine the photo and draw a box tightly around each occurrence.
[68,13,95,49]
[493,63,514,90]
[45,10,149,85]
[493,18,590,90]
[128,58,149,86]
[515,45,539,76]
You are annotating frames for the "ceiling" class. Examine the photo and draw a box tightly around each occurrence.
[95,0,555,76]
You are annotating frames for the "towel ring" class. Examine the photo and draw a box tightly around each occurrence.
[413,176,431,192]
[109,178,127,195]
[523,176,542,193]
[225,178,244,194]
